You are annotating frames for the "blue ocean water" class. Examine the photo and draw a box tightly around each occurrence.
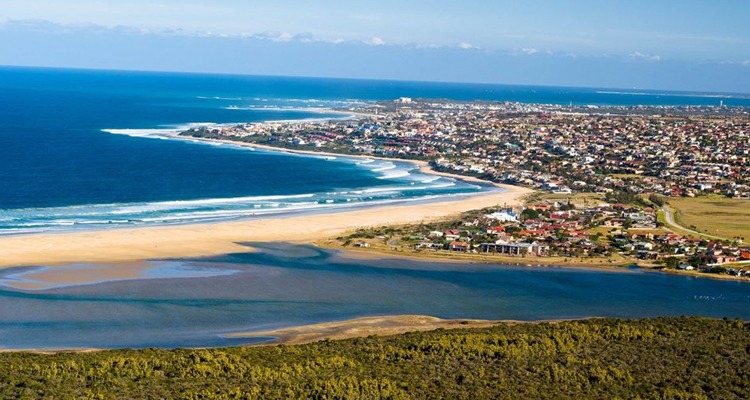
[0,243,748,350]
[0,66,489,233]
[3,67,748,234]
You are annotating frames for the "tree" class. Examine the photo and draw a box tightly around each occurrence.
[664,256,680,269]
[648,194,665,207]
[521,208,540,220]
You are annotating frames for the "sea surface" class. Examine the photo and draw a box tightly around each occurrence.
[2,67,750,234]
[0,66,490,234]
[0,243,748,350]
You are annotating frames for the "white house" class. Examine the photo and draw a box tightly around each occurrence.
[485,211,519,222]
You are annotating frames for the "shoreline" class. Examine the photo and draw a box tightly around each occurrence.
[2,134,745,286]
[228,315,505,346]
[0,130,529,269]
[171,131,436,171]
[0,184,530,270]
[1,135,744,284]
[3,314,585,353]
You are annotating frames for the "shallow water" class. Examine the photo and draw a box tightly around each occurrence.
[0,242,747,350]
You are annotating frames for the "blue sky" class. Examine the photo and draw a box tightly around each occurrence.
[1,1,749,92]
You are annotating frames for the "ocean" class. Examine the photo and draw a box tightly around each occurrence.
[0,66,490,234]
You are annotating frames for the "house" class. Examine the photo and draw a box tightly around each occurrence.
[449,241,471,252]
[485,211,519,222]
[636,242,654,251]
[486,226,506,235]
[416,240,444,250]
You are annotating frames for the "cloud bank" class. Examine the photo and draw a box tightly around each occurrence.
[1,19,748,93]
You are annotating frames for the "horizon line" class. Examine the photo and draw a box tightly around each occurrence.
[3,63,750,98]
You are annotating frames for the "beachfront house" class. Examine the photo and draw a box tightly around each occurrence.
[449,241,471,252]
[480,241,549,256]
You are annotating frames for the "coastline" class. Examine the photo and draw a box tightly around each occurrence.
[171,131,435,171]
[0,179,531,270]
[0,130,531,269]
[2,135,743,283]
[3,314,581,353]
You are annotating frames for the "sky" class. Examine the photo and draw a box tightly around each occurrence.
[1,0,749,92]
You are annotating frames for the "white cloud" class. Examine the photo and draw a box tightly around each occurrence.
[367,36,386,46]
[250,31,293,42]
[275,32,293,42]
[520,47,539,55]
[742,60,750,67]
[458,42,476,50]
[629,51,662,61]
[293,32,315,43]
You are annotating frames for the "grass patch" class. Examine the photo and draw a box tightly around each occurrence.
[669,196,750,241]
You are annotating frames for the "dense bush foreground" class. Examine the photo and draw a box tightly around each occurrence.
[1,317,749,399]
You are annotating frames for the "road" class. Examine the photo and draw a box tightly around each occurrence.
[662,205,725,240]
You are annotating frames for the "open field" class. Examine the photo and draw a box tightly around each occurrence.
[668,196,750,241]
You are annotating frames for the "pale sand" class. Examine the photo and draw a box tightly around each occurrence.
[0,184,532,269]
[227,315,502,346]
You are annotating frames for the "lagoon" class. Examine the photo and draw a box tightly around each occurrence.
[0,242,747,350]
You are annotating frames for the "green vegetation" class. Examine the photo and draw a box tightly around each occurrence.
[1,317,749,399]
[648,194,665,207]
[669,196,750,241]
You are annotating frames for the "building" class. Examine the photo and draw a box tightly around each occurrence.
[480,242,549,256]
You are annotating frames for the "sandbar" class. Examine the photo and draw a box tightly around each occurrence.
[0,261,150,290]
[227,315,502,346]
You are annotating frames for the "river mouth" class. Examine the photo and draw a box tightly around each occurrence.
[0,242,747,350]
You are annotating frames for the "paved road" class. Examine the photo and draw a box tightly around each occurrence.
[662,205,725,240]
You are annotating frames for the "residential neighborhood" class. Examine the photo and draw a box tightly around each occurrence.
[182,99,750,278]
[340,198,750,278]
[182,99,750,199]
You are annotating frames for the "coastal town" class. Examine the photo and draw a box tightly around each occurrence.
[181,99,750,278]
[334,197,750,278]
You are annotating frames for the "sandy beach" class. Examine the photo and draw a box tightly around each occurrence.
[0,180,531,269]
